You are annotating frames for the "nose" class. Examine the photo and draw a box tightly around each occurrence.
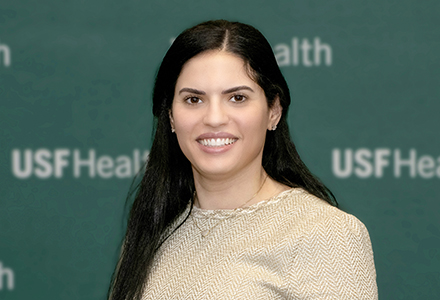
[203,99,229,128]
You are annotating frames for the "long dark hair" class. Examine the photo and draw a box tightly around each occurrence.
[108,20,337,300]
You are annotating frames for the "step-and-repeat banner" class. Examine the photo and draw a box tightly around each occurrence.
[1,0,439,299]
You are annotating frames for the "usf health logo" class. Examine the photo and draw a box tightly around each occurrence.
[332,148,440,179]
[274,37,332,67]
[0,262,14,291]
[0,40,11,67]
[11,148,149,179]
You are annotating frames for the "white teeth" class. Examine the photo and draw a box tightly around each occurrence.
[199,138,237,147]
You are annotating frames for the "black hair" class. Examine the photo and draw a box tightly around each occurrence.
[108,20,336,300]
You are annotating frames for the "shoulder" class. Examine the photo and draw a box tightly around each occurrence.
[273,188,375,264]
[276,188,370,238]
[281,189,378,299]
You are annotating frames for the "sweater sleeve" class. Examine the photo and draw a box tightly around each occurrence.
[290,210,378,299]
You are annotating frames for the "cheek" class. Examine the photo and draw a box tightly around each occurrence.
[172,110,200,151]
[173,113,198,132]
[237,109,270,132]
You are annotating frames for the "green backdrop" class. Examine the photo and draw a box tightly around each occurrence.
[1,0,439,299]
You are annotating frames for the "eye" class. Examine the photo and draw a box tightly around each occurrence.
[185,96,202,104]
[230,94,246,103]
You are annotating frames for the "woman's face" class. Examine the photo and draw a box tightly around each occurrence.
[171,50,281,180]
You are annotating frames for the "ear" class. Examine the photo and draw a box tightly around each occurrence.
[268,96,282,130]
[169,110,175,132]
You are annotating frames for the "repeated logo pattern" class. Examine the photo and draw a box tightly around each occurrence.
[0,262,14,291]
[332,148,440,179]
[0,41,11,67]
[11,148,149,179]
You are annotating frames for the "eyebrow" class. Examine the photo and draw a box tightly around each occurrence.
[178,85,254,95]
[222,85,254,94]
[178,88,206,95]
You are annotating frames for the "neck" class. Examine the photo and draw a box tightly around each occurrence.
[192,165,287,210]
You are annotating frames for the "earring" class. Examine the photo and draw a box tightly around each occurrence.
[171,128,175,133]
[271,125,277,131]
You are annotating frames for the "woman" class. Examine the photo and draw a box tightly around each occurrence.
[109,20,378,300]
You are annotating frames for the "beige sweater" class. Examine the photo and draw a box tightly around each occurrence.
[143,188,378,299]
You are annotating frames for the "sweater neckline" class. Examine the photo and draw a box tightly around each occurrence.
[190,188,301,219]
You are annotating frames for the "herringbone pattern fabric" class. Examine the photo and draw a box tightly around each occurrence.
[142,188,378,299]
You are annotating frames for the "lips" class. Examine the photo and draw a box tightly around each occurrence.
[198,138,237,147]
[196,132,238,148]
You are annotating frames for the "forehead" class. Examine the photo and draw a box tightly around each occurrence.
[175,51,258,90]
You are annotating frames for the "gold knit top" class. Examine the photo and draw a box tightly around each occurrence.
[142,188,378,299]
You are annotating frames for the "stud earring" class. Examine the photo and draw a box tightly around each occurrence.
[271,125,277,131]
[171,128,175,133]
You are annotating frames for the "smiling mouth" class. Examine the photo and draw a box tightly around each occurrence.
[198,138,237,147]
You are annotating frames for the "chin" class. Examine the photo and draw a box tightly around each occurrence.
[192,161,237,178]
